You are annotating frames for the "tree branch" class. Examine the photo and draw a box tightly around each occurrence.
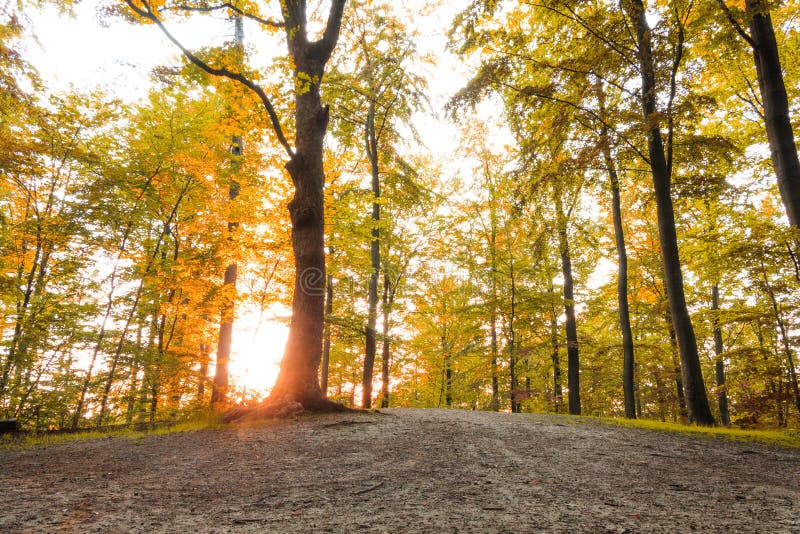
[715,0,756,48]
[125,0,295,159]
[666,2,689,178]
[165,2,284,28]
[514,83,651,165]
[319,0,347,59]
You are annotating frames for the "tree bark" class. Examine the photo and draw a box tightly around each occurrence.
[126,0,348,418]
[211,262,236,405]
[623,0,714,425]
[508,241,519,413]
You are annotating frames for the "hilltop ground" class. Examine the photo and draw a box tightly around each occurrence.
[1,408,798,533]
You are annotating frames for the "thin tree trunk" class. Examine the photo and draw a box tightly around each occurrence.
[597,89,635,418]
[549,279,562,413]
[757,322,785,426]
[666,312,688,422]
[380,270,391,408]
[489,194,500,411]
[212,16,245,407]
[444,340,453,408]
[508,246,518,413]
[362,101,380,409]
[97,180,190,426]
[711,285,731,426]
[760,262,800,416]
[198,343,208,399]
[211,262,236,405]
[555,193,580,415]
[623,0,714,425]
[321,273,333,397]
[0,228,44,402]
[490,307,500,411]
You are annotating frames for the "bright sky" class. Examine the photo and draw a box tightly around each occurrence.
[20,0,482,398]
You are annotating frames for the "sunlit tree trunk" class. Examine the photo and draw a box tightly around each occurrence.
[212,16,244,407]
[266,2,348,412]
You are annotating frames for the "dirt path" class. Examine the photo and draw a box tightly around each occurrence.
[1,409,798,532]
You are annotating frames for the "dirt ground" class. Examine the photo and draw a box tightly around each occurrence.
[1,408,798,533]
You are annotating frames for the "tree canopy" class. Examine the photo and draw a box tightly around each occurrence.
[2,0,800,429]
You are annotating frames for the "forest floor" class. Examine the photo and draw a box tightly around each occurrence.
[1,408,799,533]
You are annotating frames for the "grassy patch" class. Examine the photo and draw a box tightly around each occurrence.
[590,416,800,448]
[0,412,224,451]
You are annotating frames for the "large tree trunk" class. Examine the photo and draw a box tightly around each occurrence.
[745,0,800,228]
[711,285,731,426]
[555,192,580,415]
[362,101,380,409]
[262,17,347,413]
[269,104,329,408]
[125,0,348,419]
[624,0,714,425]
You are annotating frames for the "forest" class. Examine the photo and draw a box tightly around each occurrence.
[2,0,800,432]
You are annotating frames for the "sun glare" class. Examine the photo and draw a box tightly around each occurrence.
[228,305,290,400]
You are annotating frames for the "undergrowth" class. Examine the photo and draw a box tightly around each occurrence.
[0,412,224,451]
[586,415,800,448]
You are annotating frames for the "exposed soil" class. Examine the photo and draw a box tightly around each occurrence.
[1,408,798,533]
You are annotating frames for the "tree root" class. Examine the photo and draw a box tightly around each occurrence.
[223,397,356,423]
